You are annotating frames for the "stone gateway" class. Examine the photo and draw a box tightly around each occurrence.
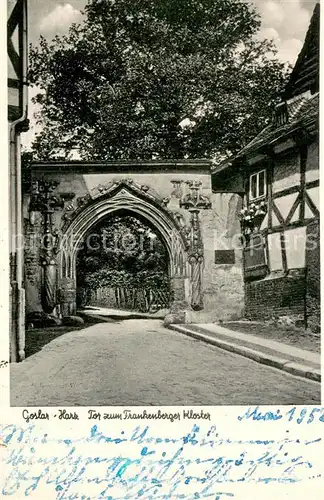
[24,160,244,326]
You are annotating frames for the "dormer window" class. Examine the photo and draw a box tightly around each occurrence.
[274,101,288,126]
[249,169,266,200]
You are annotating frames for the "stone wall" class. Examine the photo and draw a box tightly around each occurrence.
[191,192,244,322]
[245,274,306,323]
[305,219,320,332]
[26,161,246,323]
[24,214,42,313]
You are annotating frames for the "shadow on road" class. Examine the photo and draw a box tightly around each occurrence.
[25,307,166,359]
[25,315,106,359]
[79,306,168,322]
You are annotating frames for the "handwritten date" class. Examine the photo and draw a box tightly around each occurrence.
[237,406,324,424]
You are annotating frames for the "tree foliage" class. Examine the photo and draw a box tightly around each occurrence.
[76,215,169,291]
[29,0,289,160]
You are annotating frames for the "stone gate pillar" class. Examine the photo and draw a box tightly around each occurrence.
[170,275,186,302]
[180,181,211,311]
[58,277,77,317]
[29,179,64,316]
[165,275,189,324]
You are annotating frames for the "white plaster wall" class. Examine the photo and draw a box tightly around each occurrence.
[274,192,299,222]
[305,142,319,183]
[307,186,319,211]
[284,226,306,269]
[268,232,283,271]
[272,151,300,194]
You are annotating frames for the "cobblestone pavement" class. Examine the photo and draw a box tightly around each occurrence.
[11,320,320,406]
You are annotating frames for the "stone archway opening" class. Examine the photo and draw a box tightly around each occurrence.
[57,179,192,323]
[23,165,219,343]
[75,210,172,314]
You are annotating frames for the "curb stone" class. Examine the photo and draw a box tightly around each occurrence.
[282,362,321,382]
[168,324,321,383]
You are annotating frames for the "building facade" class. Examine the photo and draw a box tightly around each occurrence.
[212,4,320,330]
[17,4,320,364]
[24,160,245,327]
[8,0,29,361]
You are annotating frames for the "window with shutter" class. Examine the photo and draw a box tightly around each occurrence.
[243,233,268,280]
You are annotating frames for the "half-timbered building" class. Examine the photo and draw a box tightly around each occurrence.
[212,3,320,331]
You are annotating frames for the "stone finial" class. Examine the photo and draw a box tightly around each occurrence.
[162,197,170,207]
[171,180,183,199]
[180,180,211,211]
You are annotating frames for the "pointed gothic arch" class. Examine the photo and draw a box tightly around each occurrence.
[58,179,191,317]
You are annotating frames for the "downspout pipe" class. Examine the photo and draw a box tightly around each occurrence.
[9,0,29,362]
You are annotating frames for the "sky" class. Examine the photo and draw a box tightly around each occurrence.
[21,0,319,148]
[27,0,318,61]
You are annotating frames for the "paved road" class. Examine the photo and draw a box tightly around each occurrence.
[11,319,320,406]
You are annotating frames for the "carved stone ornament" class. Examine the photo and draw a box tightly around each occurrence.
[179,180,211,311]
[90,178,170,209]
[60,192,76,226]
[30,180,66,314]
[180,225,191,249]
[76,193,91,208]
[60,179,190,256]
[162,197,170,207]
[171,180,183,199]
[187,210,204,310]
[180,180,211,211]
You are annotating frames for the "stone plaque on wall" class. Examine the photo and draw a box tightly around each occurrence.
[214,249,235,265]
